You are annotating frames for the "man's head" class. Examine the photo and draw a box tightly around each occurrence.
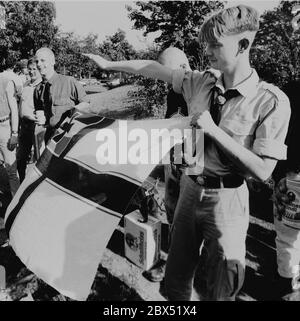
[27,57,41,83]
[199,5,259,72]
[158,47,191,71]
[35,47,55,79]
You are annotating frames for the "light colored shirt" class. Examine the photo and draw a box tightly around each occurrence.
[172,68,291,177]
[2,70,23,98]
[20,78,42,119]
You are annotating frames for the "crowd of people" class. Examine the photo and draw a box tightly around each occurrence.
[0,48,90,223]
[0,4,300,301]
[84,4,300,301]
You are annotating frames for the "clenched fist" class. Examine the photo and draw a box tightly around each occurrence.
[7,135,18,151]
[190,110,218,136]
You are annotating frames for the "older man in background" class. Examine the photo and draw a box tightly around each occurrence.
[33,47,90,143]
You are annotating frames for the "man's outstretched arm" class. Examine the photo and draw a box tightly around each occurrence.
[83,54,173,84]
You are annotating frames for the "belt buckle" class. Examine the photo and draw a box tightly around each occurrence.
[196,175,206,186]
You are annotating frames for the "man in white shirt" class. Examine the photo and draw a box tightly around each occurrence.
[84,5,291,300]
[17,58,44,182]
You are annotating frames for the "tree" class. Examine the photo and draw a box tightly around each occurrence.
[52,31,81,77]
[53,32,100,78]
[0,1,58,66]
[53,29,137,80]
[251,1,300,87]
[128,46,168,119]
[100,29,137,61]
[98,29,137,81]
[126,1,224,118]
[127,1,224,70]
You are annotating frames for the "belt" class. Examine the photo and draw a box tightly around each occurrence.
[0,115,10,123]
[189,174,244,188]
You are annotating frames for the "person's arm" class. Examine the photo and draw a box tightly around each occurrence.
[6,81,19,133]
[191,111,277,181]
[75,102,90,113]
[12,75,23,101]
[6,81,19,150]
[191,92,291,182]
[19,87,36,121]
[211,123,278,181]
[83,54,173,84]
[69,77,92,113]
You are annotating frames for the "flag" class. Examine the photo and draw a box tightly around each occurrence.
[4,112,195,300]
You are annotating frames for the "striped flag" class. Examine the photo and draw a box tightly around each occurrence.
[4,112,195,300]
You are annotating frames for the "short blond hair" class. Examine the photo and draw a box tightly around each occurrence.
[199,5,259,43]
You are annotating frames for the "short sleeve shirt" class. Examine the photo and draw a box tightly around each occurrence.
[2,70,23,99]
[172,68,291,177]
[34,72,90,126]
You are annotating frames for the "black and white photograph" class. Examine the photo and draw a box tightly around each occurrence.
[0,0,299,307]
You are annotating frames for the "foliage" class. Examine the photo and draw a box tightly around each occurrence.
[100,29,137,61]
[126,1,224,118]
[127,1,224,71]
[53,29,138,80]
[0,1,58,68]
[52,32,99,78]
[251,1,300,88]
[0,3,137,80]
[127,1,300,118]
[128,46,168,119]
[98,29,138,82]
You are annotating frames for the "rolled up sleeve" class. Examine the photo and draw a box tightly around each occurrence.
[253,95,291,160]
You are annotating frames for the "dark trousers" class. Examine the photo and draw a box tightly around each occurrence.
[17,118,36,182]
[17,118,45,182]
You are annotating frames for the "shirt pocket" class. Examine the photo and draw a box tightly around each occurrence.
[220,118,257,148]
[53,97,72,107]
[52,97,73,115]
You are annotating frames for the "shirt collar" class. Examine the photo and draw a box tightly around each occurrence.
[29,78,42,87]
[44,71,58,85]
[215,68,259,98]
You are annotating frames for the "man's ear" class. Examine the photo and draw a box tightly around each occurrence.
[239,38,250,51]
